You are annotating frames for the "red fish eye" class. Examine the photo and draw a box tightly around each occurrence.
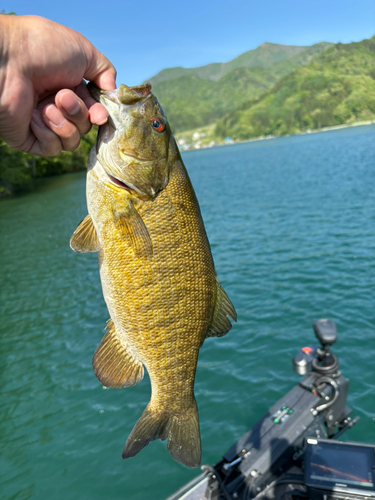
[151,117,165,132]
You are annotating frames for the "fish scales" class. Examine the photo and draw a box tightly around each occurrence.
[90,158,215,399]
[70,82,236,467]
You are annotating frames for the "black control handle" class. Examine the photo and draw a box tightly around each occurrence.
[313,319,337,348]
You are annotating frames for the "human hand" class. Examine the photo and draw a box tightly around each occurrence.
[0,15,116,156]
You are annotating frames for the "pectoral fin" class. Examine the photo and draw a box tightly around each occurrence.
[70,214,99,253]
[93,319,144,388]
[114,201,153,259]
[206,280,237,338]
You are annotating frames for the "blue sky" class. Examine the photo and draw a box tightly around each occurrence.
[3,0,375,85]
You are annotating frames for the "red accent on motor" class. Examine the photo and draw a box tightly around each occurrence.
[302,346,313,354]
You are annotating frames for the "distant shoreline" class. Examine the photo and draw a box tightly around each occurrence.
[180,120,375,153]
[246,119,375,140]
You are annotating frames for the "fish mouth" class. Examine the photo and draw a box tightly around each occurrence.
[106,172,136,193]
[88,82,152,106]
[88,82,104,103]
[88,82,119,108]
[105,172,153,200]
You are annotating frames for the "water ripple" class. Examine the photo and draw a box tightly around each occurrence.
[0,126,374,499]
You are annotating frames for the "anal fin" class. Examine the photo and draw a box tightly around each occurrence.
[93,319,144,388]
[206,280,237,338]
[114,200,153,259]
[70,214,99,253]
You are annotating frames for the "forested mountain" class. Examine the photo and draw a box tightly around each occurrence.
[150,42,333,83]
[2,36,373,196]
[215,36,375,140]
[150,42,333,132]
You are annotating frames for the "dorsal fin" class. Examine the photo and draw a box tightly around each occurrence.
[206,280,237,338]
[70,215,99,253]
[93,319,144,388]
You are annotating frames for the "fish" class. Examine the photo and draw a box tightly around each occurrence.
[70,82,236,468]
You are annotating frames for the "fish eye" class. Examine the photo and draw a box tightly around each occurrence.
[150,117,165,133]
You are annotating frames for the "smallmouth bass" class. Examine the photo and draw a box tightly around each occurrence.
[70,82,236,467]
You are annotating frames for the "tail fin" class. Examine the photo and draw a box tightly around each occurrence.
[122,400,201,468]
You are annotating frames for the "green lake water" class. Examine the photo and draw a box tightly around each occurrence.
[1,125,374,499]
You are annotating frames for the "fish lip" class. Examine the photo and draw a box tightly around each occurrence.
[88,83,153,106]
[88,82,119,105]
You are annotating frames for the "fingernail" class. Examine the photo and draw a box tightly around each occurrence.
[44,105,66,127]
[96,116,108,126]
[59,93,81,115]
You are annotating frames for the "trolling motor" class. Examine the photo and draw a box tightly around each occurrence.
[166,319,373,500]
[293,319,345,437]
[294,319,338,376]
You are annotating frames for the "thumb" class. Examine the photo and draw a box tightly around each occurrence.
[93,67,117,92]
[83,41,117,91]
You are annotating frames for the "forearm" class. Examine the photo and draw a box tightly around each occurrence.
[0,13,12,60]
[0,15,12,109]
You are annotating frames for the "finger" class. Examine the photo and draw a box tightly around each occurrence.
[43,104,81,152]
[29,110,63,156]
[89,102,109,126]
[75,81,109,126]
[56,89,92,134]
[36,92,59,110]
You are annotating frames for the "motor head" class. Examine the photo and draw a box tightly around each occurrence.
[313,319,337,349]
